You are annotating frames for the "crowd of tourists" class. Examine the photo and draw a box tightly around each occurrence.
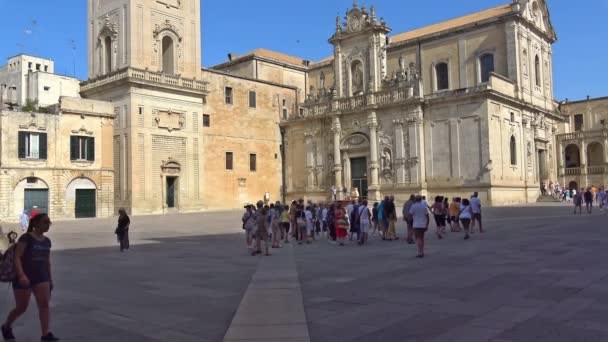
[241,192,485,258]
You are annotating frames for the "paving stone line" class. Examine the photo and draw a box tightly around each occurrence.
[223,244,311,342]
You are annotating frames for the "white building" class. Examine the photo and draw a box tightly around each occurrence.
[0,54,81,108]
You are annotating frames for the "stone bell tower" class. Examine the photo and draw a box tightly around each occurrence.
[330,1,391,98]
[87,0,202,80]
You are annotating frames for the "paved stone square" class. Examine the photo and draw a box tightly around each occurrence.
[0,204,607,341]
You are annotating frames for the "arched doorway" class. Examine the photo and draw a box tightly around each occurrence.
[341,133,370,198]
[66,178,97,218]
[161,159,181,210]
[564,144,581,168]
[15,177,49,217]
[569,181,578,191]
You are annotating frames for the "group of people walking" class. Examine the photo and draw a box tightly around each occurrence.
[571,187,607,214]
[241,192,485,258]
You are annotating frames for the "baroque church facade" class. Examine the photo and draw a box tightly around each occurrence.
[80,0,566,214]
[276,0,563,205]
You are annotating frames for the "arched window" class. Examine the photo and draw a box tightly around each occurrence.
[162,36,175,75]
[104,36,112,74]
[435,62,449,90]
[479,54,495,83]
[510,136,517,165]
[534,55,541,87]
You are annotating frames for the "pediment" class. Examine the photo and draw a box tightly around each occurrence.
[519,0,556,40]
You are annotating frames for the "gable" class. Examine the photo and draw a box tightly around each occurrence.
[519,0,556,41]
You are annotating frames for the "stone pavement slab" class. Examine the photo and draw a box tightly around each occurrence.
[223,244,310,342]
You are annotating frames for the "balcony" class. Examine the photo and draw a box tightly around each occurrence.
[564,167,582,176]
[81,67,208,94]
[588,166,606,175]
[559,166,607,176]
[557,129,608,142]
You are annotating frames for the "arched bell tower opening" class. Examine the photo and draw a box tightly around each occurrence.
[162,36,175,75]
[104,36,112,74]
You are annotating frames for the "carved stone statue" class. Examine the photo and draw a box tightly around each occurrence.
[398,55,406,71]
[382,148,392,170]
[320,72,326,90]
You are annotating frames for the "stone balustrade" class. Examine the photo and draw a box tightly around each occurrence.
[587,166,606,175]
[300,85,418,118]
[557,129,608,142]
[81,67,208,93]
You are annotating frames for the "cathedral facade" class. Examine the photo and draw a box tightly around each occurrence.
[276,1,564,205]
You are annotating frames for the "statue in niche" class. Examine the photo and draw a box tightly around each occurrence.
[352,62,364,94]
[328,154,334,167]
[320,72,326,90]
[398,55,406,71]
[381,148,392,171]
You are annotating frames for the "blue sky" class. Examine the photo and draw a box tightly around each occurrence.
[0,0,606,100]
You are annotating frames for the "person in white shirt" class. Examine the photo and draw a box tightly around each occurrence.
[460,199,473,240]
[321,205,329,238]
[304,206,314,244]
[409,196,430,258]
[357,200,372,246]
[470,192,484,233]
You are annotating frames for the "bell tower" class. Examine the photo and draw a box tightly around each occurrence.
[88,0,202,79]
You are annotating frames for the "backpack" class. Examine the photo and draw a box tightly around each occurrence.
[0,244,17,283]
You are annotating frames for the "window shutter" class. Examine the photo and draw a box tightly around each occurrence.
[87,137,95,161]
[38,133,47,160]
[18,132,26,158]
[70,136,78,160]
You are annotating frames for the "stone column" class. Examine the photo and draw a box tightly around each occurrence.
[393,119,407,184]
[368,111,380,200]
[342,151,351,192]
[304,132,315,190]
[408,109,426,186]
[331,117,343,198]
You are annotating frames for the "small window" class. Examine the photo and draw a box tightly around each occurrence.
[226,152,234,170]
[435,62,449,91]
[574,114,584,132]
[70,136,95,161]
[510,112,515,122]
[43,86,50,91]
[28,62,32,70]
[138,107,143,115]
[44,65,48,72]
[534,55,541,87]
[283,108,288,119]
[299,108,304,116]
[249,91,256,108]
[35,63,41,71]
[26,177,37,184]
[225,87,233,105]
[18,132,47,160]
[249,153,257,172]
[203,114,210,127]
[510,136,517,165]
[479,54,495,83]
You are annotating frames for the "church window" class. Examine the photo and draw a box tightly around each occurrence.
[162,36,175,75]
[225,152,234,170]
[225,87,233,105]
[574,114,583,132]
[534,55,541,87]
[249,91,257,108]
[435,62,449,91]
[203,114,210,127]
[510,136,517,166]
[249,154,257,172]
[510,112,515,122]
[479,53,495,83]
[44,65,48,72]
[104,36,112,74]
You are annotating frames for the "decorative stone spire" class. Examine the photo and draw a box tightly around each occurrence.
[353,0,358,9]
[336,15,342,33]
[371,5,376,22]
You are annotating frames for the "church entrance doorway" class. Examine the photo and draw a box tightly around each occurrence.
[350,157,368,198]
[166,176,177,208]
[538,149,548,182]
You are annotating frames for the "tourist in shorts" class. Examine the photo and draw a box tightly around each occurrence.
[410,196,430,258]
[403,195,416,244]
[430,196,447,239]
[2,213,59,342]
[460,199,473,240]
[449,198,462,232]
[253,205,270,256]
[470,192,484,233]
[242,205,256,249]
[358,200,372,245]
